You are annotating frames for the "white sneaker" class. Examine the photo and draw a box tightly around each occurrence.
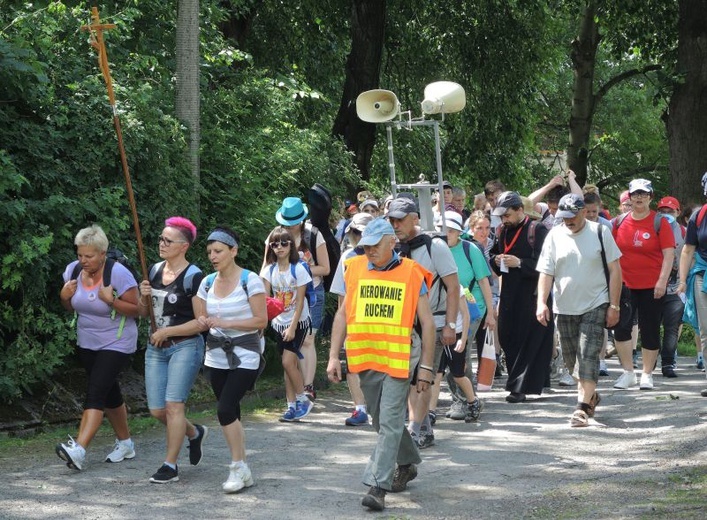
[639,372,654,390]
[105,438,136,463]
[223,462,254,493]
[558,369,575,387]
[56,436,86,471]
[613,370,637,389]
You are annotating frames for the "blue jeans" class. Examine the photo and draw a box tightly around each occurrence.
[145,336,205,409]
[309,284,326,331]
[661,294,684,368]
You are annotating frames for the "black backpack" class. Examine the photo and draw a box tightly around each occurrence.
[306,183,341,292]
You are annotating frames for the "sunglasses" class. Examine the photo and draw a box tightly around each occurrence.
[158,235,187,246]
[269,240,291,249]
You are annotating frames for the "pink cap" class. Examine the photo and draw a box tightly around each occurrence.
[619,190,630,204]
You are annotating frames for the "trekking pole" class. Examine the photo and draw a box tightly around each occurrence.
[81,7,156,332]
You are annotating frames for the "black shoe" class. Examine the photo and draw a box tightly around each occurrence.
[505,392,526,403]
[428,410,436,426]
[188,424,209,466]
[701,389,707,397]
[361,486,386,511]
[149,464,179,483]
[661,367,678,378]
[391,463,418,493]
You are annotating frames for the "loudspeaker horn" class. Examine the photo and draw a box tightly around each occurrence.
[356,89,400,123]
[421,81,466,115]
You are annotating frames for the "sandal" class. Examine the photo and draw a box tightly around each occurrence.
[570,409,589,427]
[587,392,601,418]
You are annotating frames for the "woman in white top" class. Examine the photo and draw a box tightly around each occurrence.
[195,226,267,494]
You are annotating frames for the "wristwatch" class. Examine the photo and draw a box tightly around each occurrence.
[609,304,620,311]
[446,322,456,330]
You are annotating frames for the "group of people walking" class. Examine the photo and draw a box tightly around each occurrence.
[55,174,707,511]
[56,194,330,492]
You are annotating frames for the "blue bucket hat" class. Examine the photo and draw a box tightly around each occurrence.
[276,197,309,226]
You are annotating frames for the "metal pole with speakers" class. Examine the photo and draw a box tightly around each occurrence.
[356,81,466,231]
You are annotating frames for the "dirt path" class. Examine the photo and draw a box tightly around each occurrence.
[1,355,706,519]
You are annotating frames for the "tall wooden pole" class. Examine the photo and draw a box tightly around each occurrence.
[81,7,156,331]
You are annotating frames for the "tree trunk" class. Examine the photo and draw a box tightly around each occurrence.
[332,0,386,184]
[567,1,600,186]
[666,0,707,207]
[176,0,200,186]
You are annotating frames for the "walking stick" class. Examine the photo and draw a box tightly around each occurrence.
[81,7,156,331]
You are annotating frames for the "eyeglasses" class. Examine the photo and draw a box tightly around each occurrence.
[158,236,187,246]
[269,240,291,249]
[630,191,651,198]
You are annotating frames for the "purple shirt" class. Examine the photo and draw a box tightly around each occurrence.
[63,260,139,353]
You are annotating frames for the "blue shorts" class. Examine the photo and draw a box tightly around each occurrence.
[309,284,326,331]
[145,335,205,409]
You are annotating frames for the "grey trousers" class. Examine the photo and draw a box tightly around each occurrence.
[359,368,422,490]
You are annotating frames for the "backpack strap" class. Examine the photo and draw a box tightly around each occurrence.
[148,261,164,284]
[461,240,478,293]
[203,272,217,292]
[240,269,250,298]
[526,219,538,249]
[308,225,319,265]
[697,204,707,227]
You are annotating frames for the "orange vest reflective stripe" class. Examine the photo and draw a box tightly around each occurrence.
[343,255,432,378]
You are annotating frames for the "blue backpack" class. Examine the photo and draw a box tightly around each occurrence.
[203,269,251,296]
[269,261,316,307]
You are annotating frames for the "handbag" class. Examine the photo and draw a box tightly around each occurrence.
[266,296,285,321]
[477,330,497,391]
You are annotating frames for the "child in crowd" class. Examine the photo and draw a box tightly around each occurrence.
[260,227,314,421]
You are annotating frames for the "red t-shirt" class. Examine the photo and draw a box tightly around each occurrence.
[613,211,675,289]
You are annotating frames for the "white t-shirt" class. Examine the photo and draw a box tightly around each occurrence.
[536,220,621,315]
[330,247,360,297]
[197,271,265,370]
[260,262,312,331]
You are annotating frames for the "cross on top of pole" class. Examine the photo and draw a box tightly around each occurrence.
[81,7,117,107]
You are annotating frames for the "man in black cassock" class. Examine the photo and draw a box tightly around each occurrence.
[489,191,554,403]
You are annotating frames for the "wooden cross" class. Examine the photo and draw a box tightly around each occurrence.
[81,7,118,108]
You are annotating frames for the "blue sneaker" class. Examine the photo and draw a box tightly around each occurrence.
[697,355,705,370]
[280,406,296,422]
[345,409,368,426]
[294,399,313,420]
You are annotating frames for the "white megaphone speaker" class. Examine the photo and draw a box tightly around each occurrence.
[356,89,400,123]
[421,81,466,115]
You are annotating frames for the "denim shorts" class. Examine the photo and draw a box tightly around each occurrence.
[145,335,205,409]
[309,284,326,331]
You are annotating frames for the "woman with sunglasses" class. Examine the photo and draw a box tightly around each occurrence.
[264,197,331,401]
[137,217,207,484]
[260,227,314,422]
[196,226,267,493]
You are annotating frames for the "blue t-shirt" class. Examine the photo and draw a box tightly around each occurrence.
[450,240,491,317]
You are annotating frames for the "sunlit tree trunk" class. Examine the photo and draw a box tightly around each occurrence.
[176,0,200,186]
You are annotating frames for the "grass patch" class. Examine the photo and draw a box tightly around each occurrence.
[642,466,707,518]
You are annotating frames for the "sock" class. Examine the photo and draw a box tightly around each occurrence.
[295,393,308,403]
[188,429,199,441]
[356,404,367,413]
[409,421,421,436]
[119,437,133,447]
[164,461,176,470]
[231,460,245,468]
[576,402,592,414]
[287,401,296,409]
[422,413,432,431]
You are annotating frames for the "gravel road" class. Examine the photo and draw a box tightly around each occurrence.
[1,355,706,519]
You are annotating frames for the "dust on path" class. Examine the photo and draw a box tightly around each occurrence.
[1,356,706,520]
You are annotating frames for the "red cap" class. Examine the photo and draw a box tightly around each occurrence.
[619,190,630,204]
[657,196,680,212]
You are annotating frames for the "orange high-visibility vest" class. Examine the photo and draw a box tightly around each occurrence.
[343,255,432,378]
